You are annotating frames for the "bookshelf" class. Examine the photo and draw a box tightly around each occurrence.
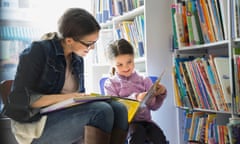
[88,0,178,143]
[171,0,240,143]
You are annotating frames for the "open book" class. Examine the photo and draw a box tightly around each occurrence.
[40,70,165,122]
[40,94,112,114]
[40,94,139,122]
[140,70,165,107]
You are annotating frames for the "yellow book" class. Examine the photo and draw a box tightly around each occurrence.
[112,97,140,122]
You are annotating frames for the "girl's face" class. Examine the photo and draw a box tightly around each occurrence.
[113,54,135,77]
[66,31,99,57]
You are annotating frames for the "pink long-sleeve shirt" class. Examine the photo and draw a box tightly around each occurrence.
[104,71,167,122]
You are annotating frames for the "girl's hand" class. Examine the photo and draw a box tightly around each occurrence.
[154,83,166,96]
[136,92,147,102]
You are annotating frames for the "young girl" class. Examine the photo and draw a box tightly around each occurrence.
[104,38,168,144]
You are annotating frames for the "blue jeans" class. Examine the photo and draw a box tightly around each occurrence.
[32,100,128,144]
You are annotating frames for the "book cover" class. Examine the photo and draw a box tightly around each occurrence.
[192,59,211,109]
[174,8,186,48]
[184,61,201,108]
[196,58,218,110]
[140,69,166,108]
[205,113,216,143]
[171,4,179,49]
[199,0,216,42]
[192,0,204,44]
[208,55,229,111]
[189,112,205,141]
[186,0,195,45]
[172,66,183,107]
[180,61,198,108]
[204,58,225,111]
[209,0,224,41]
[195,0,210,43]
[174,57,194,107]
[213,57,231,109]
[112,97,140,122]
[183,112,193,142]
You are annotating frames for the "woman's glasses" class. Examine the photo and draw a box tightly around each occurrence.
[77,40,96,50]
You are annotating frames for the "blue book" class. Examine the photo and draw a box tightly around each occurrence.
[138,41,144,57]
[183,112,193,142]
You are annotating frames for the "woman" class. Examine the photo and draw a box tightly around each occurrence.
[3,8,128,144]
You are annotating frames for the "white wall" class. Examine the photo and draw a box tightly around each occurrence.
[29,0,92,33]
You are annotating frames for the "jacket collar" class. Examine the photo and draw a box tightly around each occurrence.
[51,37,65,56]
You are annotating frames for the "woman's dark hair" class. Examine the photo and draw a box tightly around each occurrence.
[107,38,134,61]
[58,8,101,40]
[107,38,134,76]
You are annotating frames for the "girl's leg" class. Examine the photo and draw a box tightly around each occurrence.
[32,101,114,144]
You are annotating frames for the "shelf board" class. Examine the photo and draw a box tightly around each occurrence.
[234,38,240,42]
[134,57,145,64]
[177,40,229,51]
[0,8,34,22]
[176,106,232,114]
[100,20,113,28]
[113,5,144,22]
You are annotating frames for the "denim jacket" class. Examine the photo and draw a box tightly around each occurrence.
[3,36,85,122]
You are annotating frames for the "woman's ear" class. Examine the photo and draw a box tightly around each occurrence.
[65,37,74,45]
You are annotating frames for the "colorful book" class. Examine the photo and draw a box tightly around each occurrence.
[183,112,193,142]
[199,0,216,42]
[213,57,231,110]
[112,97,140,122]
[208,55,229,111]
[180,61,198,108]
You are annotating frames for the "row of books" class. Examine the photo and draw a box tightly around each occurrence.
[114,15,145,58]
[171,0,227,49]
[227,117,240,144]
[172,55,231,112]
[91,0,144,23]
[0,26,41,41]
[233,48,240,114]
[182,111,230,144]
[92,29,114,64]
[232,0,240,39]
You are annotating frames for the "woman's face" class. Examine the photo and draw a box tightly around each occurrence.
[69,31,99,57]
[113,54,135,77]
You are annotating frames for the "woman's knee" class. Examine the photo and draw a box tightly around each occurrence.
[109,100,128,118]
[86,101,114,131]
[108,100,128,129]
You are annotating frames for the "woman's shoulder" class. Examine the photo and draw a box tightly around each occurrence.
[22,34,60,56]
